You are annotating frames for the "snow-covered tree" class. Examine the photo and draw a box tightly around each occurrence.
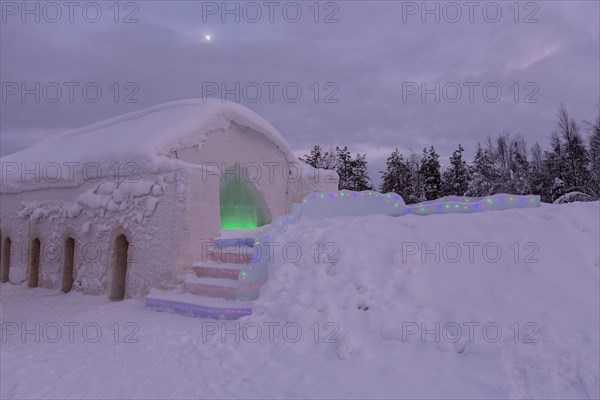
[380,148,413,201]
[306,103,599,203]
[557,104,589,191]
[441,144,470,196]
[380,148,403,194]
[585,107,600,198]
[419,146,441,200]
[321,148,337,170]
[335,146,353,190]
[529,142,552,201]
[404,152,424,204]
[301,145,336,170]
[466,144,497,196]
[544,132,566,202]
[301,145,323,169]
[542,104,590,202]
[509,136,530,194]
[492,133,512,191]
[349,153,373,191]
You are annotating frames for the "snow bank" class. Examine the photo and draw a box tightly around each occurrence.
[242,201,599,398]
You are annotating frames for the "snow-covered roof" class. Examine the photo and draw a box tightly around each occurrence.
[1,99,297,187]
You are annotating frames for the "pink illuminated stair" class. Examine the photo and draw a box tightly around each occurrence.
[191,263,245,280]
[145,235,262,320]
[206,248,254,264]
[184,276,240,299]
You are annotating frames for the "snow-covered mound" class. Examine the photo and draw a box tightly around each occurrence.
[1,99,296,187]
[1,202,598,399]
[246,201,599,398]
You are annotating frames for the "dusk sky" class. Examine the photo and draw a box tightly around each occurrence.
[1,1,599,183]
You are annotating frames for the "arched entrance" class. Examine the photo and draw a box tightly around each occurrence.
[28,238,41,288]
[1,237,11,283]
[62,237,75,293]
[109,234,129,300]
[220,164,272,229]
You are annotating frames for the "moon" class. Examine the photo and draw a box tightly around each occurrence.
[204,34,212,42]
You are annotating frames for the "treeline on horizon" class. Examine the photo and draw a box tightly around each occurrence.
[300,104,600,204]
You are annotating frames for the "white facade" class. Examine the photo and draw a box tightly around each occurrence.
[0,99,337,299]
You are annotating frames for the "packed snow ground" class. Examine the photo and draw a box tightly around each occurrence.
[1,202,599,399]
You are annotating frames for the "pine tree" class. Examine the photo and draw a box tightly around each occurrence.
[301,145,323,169]
[321,148,337,170]
[380,149,404,194]
[544,132,566,201]
[510,136,530,194]
[466,144,497,196]
[404,153,424,204]
[441,144,470,196]
[335,146,353,190]
[585,107,600,198]
[419,146,442,200]
[482,133,531,194]
[529,142,552,201]
[350,153,373,191]
[380,148,412,201]
[301,145,336,170]
[493,133,512,192]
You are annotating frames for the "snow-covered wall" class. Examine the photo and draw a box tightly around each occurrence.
[239,191,542,293]
[176,122,337,220]
[0,165,225,298]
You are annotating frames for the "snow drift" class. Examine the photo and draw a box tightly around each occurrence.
[244,201,600,398]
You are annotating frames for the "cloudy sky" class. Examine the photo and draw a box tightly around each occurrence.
[1,0,598,183]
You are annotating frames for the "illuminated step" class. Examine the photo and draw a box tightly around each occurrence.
[183,275,261,300]
[206,247,255,264]
[184,276,241,299]
[145,289,252,320]
[191,263,245,280]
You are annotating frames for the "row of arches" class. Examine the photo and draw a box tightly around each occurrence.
[0,232,130,301]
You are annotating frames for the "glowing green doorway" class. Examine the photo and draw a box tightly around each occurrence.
[220,164,272,230]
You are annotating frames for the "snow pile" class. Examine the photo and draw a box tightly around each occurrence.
[243,202,599,398]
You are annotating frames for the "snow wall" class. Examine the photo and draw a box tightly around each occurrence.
[0,165,217,297]
[238,191,541,297]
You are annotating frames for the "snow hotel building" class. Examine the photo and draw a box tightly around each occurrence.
[0,99,337,313]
